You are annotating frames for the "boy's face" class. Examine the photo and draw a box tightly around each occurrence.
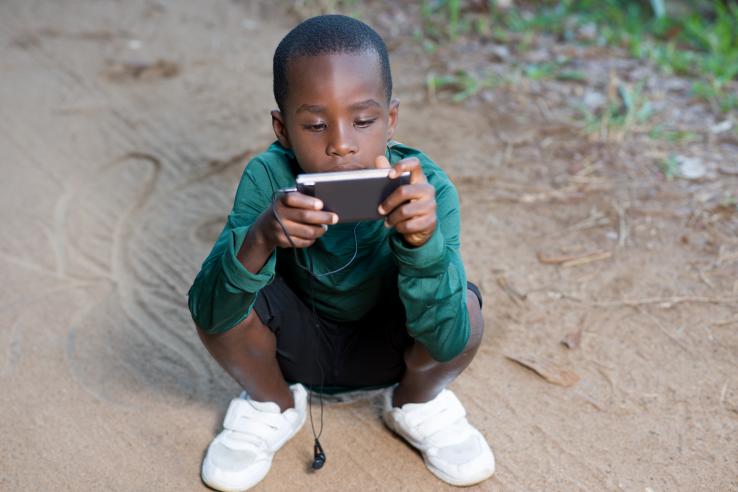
[271,50,399,173]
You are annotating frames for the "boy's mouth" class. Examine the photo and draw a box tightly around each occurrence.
[328,162,364,172]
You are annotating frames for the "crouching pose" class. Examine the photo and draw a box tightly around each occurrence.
[188,14,495,491]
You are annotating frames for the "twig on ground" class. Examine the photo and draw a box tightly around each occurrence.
[505,353,580,387]
[713,315,738,327]
[568,208,610,231]
[611,199,628,247]
[562,251,612,268]
[717,248,738,267]
[643,311,691,352]
[495,274,527,306]
[697,268,715,289]
[588,295,738,308]
[534,96,552,122]
[537,250,612,268]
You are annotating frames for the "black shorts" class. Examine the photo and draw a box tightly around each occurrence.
[252,276,482,391]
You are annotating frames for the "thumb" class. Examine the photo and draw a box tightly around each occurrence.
[374,154,391,169]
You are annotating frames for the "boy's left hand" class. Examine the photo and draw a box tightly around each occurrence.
[376,155,436,247]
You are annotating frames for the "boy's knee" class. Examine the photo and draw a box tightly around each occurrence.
[196,309,275,356]
[465,289,484,351]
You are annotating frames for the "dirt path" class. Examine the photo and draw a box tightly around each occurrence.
[1,1,736,490]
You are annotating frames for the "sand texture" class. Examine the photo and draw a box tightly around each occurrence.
[1,1,737,491]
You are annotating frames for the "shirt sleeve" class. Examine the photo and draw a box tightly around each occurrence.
[187,158,278,335]
[389,158,470,362]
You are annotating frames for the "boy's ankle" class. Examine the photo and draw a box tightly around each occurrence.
[274,392,295,413]
[391,384,441,408]
[246,386,294,412]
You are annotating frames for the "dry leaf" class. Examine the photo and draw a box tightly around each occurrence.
[561,328,582,349]
[505,353,580,387]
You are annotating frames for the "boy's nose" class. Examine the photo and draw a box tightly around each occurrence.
[326,123,357,157]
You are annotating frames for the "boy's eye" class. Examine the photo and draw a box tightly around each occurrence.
[354,118,376,128]
[304,123,327,132]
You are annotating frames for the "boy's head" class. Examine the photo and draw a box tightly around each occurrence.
[271,15,399,173]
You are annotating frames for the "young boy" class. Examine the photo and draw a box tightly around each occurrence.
[188,14,495,491]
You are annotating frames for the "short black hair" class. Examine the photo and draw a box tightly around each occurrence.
[273,14,392,112]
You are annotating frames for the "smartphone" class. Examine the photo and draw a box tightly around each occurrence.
[287,168,411,223]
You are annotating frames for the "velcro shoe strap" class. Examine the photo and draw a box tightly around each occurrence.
[223,398,284,435]
[406,390,467,441]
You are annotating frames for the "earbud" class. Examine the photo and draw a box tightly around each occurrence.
[312,438,326,470]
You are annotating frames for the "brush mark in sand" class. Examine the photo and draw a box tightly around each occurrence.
[530,423,611,488]
[193,216,228,245]
[59,151,217,405]
[1,317,23,377]
[173,149,256,191]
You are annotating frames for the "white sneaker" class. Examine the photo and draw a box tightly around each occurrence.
[201,384,307,492]
[383,388,495,486]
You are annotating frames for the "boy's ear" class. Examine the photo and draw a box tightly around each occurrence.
[271,110,291,149]
[386,98,400,142]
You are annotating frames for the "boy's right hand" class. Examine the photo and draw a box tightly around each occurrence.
[257,191,339,249]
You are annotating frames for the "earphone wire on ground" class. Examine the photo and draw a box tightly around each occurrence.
[270,190,361,470]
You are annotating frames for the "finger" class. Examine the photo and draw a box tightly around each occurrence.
[375,154,391,169]
[388,157,426,184]
[384,198,435,228]
[273,220,327,243]
[276,197,338,225]
[379,183,435,217]
[280,191,324,211]
[393,213,436,236]
[281,207,339,226]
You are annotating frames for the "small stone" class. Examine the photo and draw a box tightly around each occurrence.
[677,156,706,180]
[584,91,606,110]
[488,45,511,62]
[579,23,597,41]
[710,120,733,134]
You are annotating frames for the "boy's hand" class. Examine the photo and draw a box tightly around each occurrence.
[258,192,338,249]
[376,155,437,247]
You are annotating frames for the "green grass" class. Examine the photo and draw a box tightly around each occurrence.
[648,127,701,143]
[660,154,680,180]
[425,57,587,102]
[720,193,738,212]
[426,70,506,102]
[576,80,654,139]
[418,0,738,112]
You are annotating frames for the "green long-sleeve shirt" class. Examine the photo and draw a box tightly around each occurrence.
[187,141,469,362]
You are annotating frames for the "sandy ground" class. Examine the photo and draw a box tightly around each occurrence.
[1,1,737,491]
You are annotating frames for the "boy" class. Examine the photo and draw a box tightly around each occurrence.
[188,14,495,491]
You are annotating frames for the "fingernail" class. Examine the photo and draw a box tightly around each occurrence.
[332,214,339,224]
[315,200,323,210]
[322,224,328,232]
[377,205,385,215]
[384,219,390,228]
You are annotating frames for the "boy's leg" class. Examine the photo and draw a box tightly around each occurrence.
[196,278,323,492]
[383,287,494,487]
[393,287,484,406]
[197,311,294,411]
